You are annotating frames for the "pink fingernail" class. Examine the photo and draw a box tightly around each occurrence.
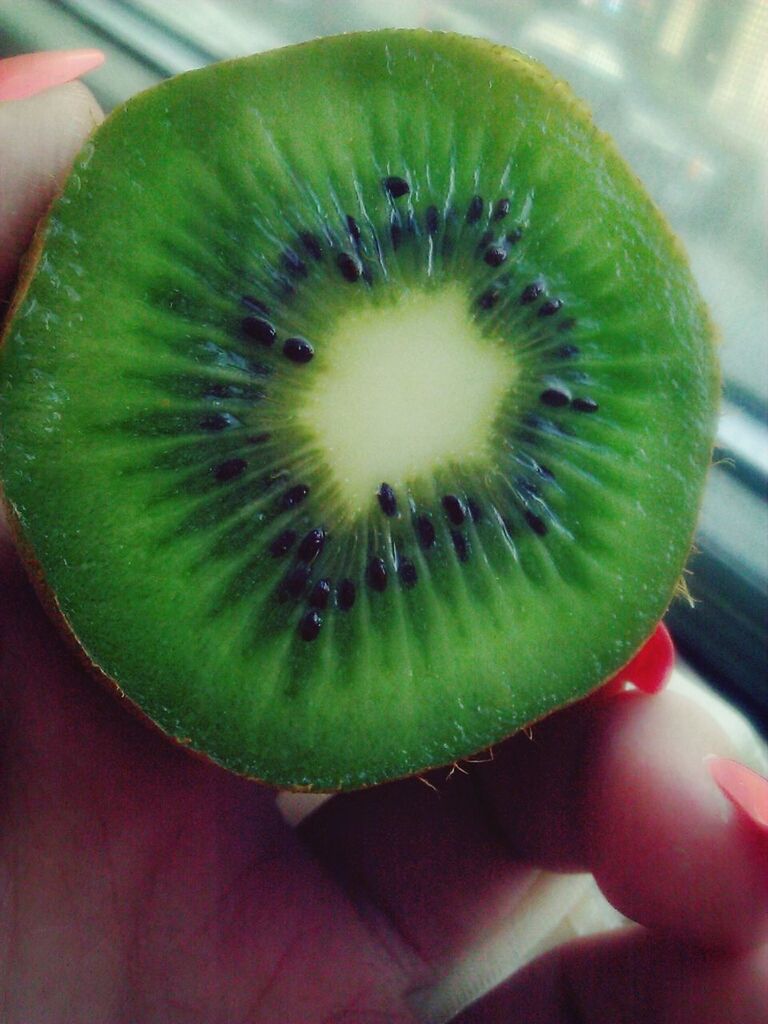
[708,756,768,833]
[597,621,675,699]
[0,49,104,102]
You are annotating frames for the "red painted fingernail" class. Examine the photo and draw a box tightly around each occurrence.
[597,621,675,699]
[0,50,104,102]
[708,757,768,833]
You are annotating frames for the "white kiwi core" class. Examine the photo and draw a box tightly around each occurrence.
[299,286,517,514]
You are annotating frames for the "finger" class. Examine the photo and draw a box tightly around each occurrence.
[591,620,674,699]
[0,49,104,102]
[475,687,768,950]
[0,79,103,300]
[0,559,425,1023]
[453,927,768,1024]
[301,684,767,983]
[303,761,544,978]
[295,625,674,971]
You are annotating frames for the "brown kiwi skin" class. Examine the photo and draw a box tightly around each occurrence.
[0,38,721,794]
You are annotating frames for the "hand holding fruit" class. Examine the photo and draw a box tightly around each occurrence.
[0,49,766,1023]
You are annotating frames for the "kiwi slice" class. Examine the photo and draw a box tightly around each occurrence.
[0,31,718,791]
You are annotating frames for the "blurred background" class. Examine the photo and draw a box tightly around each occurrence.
[1,0,766,732]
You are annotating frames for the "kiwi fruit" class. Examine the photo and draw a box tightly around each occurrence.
[0,30,718,791]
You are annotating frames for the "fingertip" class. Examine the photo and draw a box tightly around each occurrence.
[708,756,768,832]
[0,49,104,102]
[0,80,104,300]
[453,928,768,1024]
[585,691,768,950]
[474,685,768,949]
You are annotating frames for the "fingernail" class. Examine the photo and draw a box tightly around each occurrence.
[596,621,675,700]
[0,49,105,102]
[708,756,768,833]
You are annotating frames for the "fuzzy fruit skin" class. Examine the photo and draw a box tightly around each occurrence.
[0,30,720,791]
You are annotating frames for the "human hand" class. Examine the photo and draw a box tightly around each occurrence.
[1,53,766,1023]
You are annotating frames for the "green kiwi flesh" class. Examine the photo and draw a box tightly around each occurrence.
[0,31,718,791]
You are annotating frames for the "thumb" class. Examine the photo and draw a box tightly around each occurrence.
[0,77,104,304]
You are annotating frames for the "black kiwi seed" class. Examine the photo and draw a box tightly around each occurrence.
[415,514,436,549]
[377,482,397,517]
[521,281,544,304]
[282,564,311,599]
[280,483,310,509]
[442,494,466,526]
[493,197,510,221]
[525,510,548,536]
[298,527,325,562]
[241,317,276,346]
[466,195,484,224]
[299,231,323,260]
[484,246,507,267]
[308,578,331,610]
[572,396,599,413]
[346,214,362,245]
[247,432,271,445]
[366,556,388,592]
[299,610,322,641]
[556,343,580,359]
[269,529,297,557]
[507,227,523,245]
[282,249,308,278]
[478,287,500,310]
[538,299,563,317]
[200,413,233,432]
[337,252,361,282]
[337,578,356,610]
[540,387,571,408]
[241,295,270,316]
[398,557,418,588]
[213,458,247,482]
[283,337,314,363]
[451,530,469,562]
[426,205,439,235]
[383,175,409,198]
